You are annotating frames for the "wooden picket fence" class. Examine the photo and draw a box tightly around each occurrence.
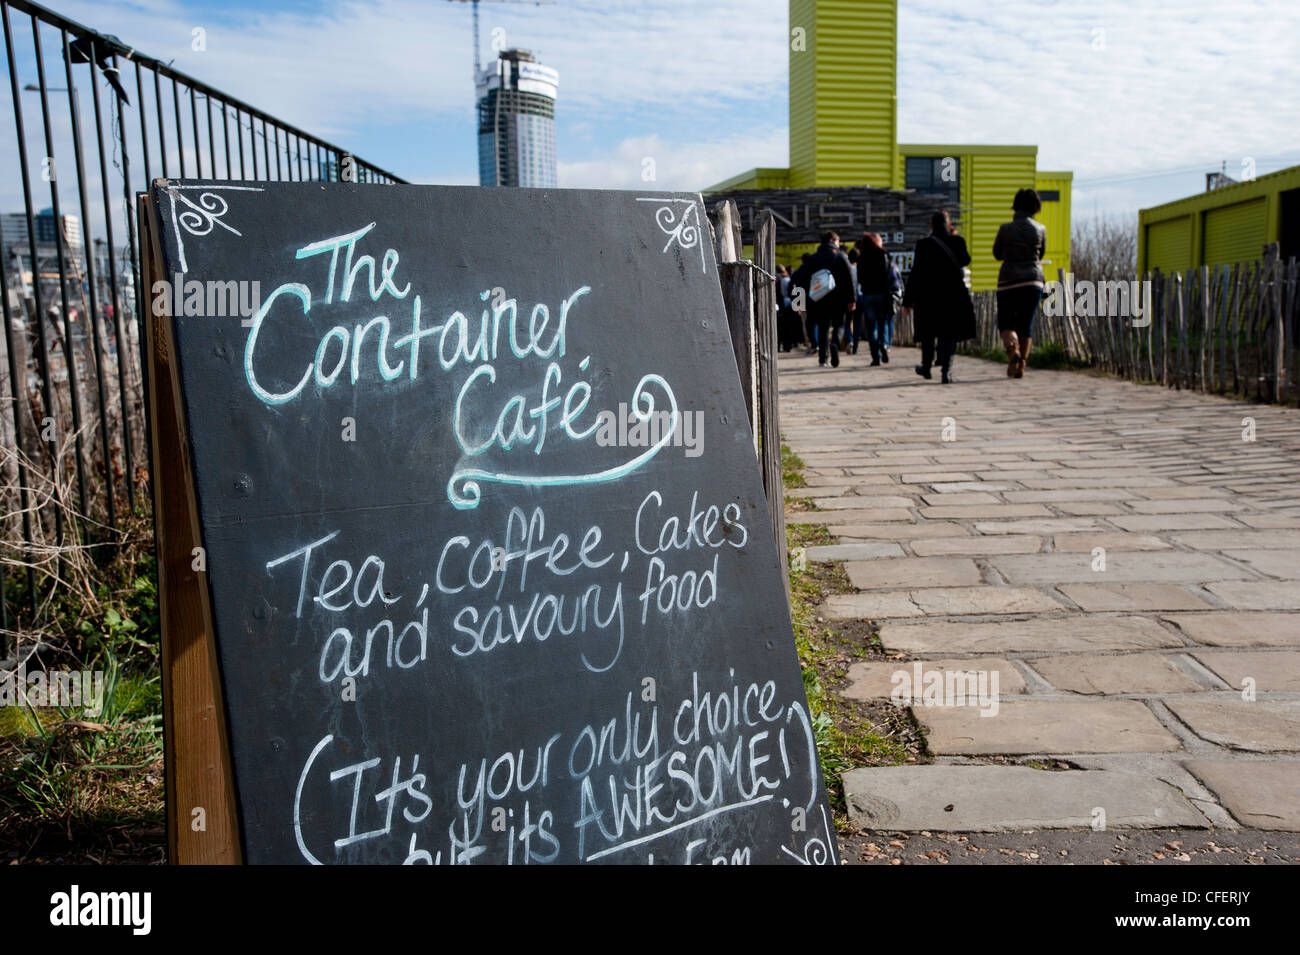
[706,199,789,601]
[904,244,1298,405]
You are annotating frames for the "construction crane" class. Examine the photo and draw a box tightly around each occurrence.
[445,0,555,81]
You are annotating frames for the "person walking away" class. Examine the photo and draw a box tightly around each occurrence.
[796,253,818,354]
[845,247,863,353]
[992,188,1047,378]
[792,231,855,368]
[775,264,802,352]
[884,256,903,361]
[902,210,975,384]
[857,233,892,365]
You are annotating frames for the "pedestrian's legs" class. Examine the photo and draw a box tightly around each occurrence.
[881,305,893,361]
[1001,329,1020,377]
[938,338,956,381]
[921,335,936,368]
[817,317,830,364]
[863,295,881,363]
[829,321,841,366]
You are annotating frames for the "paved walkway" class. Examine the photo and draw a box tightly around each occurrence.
[781,345,1300,833]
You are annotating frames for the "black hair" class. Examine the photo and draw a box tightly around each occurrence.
[1013,188,1042,215]
[929,210,951,234]
[820,230,838,245]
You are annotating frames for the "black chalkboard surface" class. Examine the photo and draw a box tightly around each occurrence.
[143,180,836,865]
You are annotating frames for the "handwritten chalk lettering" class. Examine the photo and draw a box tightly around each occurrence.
[634,489,749,556]
[294,735,433,862]
[291,673,815,864]
[449,581,625,673]
[434,505,612,599]
[458,735,563,818]
[570,673,812,861]
[245,225,587,403]
[638,553,718,623]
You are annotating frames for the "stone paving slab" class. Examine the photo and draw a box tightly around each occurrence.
[845,557,982,590]
[1203,580,1300,610]
[803,542,905,562]
[991,551,1250,586]
[842,658,1026,701]
[910,536,1043,556]
[1240,513,1300,528]
[1109,513,1242,531]
[1125,499,1243,513]
[974,518,1103,534]
[831,521,969,539]
[1057,582,1214,612]
[920,492,1001,506]
[843,765,1207,831]
[805,495,916,509]
[1170,530,1300,550]
[826,586,1063,620]
[1027,653,1207,695]
[917,700,1182,755]
[1221,548,1300,578]
[1167,701,1300,752]
[785,485,849,498]
[1131,487,1232,500]
[788,508,913,524]
[878,616,1182,654]
[920,503,1054,520]
[1183,760,1300,830]
[1004,488,1139,503]
[1192,650,1300,692]
[1051,533,1171,552]
[1053,502,1126,516]
[1161,612,1300,647]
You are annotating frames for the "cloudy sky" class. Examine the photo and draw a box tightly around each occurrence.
[6,0,1300,229]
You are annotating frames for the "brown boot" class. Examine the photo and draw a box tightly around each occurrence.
[1002,330,1020,378]
[1016,338,1031,378]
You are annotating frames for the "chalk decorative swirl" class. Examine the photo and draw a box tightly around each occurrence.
[175,191,241,238]
[164,185,264,274]
[446,373,680,511]
[636,197,707,273]
[781,805,835,866]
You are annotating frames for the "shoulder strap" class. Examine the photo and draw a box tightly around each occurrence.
[929,233,961,270]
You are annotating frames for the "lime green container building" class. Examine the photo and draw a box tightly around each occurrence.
[707,0,1071,291]
[1138,164,1300,274]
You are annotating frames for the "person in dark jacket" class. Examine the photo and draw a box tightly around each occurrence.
[775,264,804,352]
[992,188,1047,378]
[792,231,856,367]
[857,232,892,365]
[902,210,975,384]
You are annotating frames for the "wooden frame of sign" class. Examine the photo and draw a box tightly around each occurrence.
[138,192,242,864]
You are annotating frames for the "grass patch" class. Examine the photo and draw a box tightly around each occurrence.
[781,443,806,489]
[782,461,922,829]
[1,511,164,863]
[957,340,1089,370]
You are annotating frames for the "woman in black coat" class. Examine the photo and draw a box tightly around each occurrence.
[902,210,975,384]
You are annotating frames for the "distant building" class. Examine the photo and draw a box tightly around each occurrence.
[476,49,558,188]
[2,207,81,257]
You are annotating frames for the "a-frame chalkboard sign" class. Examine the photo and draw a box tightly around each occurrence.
[140,180,837,865]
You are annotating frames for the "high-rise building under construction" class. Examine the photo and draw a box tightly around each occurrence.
[476,48,558,188]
